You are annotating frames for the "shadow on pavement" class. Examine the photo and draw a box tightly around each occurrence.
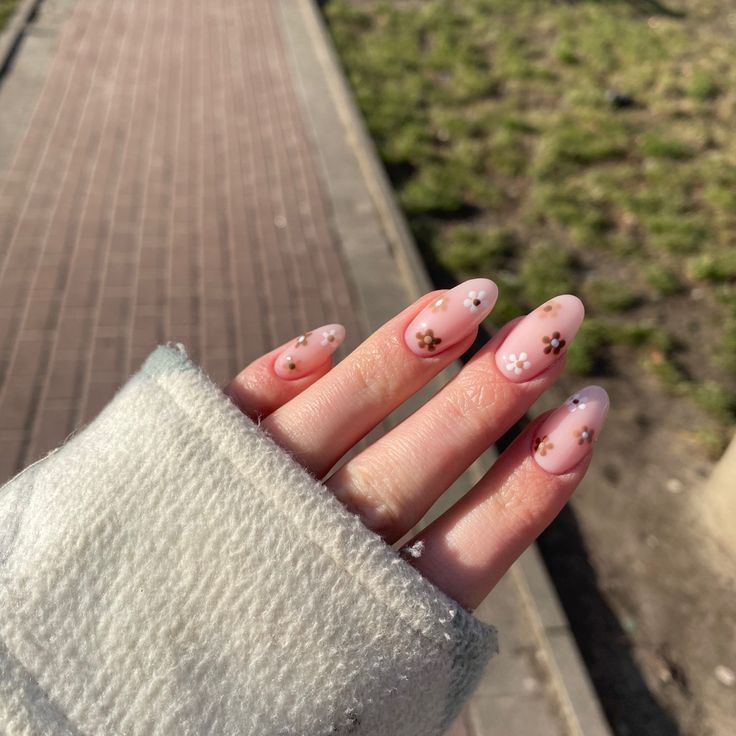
[537,506,683,736]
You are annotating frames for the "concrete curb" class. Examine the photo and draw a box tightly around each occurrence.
[0,0,43,79]
[280,2,614,735]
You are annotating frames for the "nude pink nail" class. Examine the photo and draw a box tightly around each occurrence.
[273,324,346,380]
[495,294,584,382]
[532,385,609,474]
[403,278,498,357]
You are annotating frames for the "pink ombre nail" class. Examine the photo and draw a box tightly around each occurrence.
[495,294,584,382]
[532,386,609,474]
[403,278,498,357]
[273,324,346,380]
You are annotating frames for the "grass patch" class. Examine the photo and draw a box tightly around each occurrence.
[325,0,736,439]
[0,0,20,33]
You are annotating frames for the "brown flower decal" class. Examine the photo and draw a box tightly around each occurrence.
[416,329,442,352]
[294,331,312,348]
[542,331,566,355]
[540,301,561,318]
[430,296,449,312]
[284,355,297,371]
[574,426,595,445]
[534,435,554,456]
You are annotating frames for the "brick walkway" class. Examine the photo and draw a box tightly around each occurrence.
[0,3,613,735]
[0,0,361,481]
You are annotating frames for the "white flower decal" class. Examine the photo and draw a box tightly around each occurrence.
[505,352,531,375]
[566,393,588,413]
[321,329,338,346]
[463,290,489,313]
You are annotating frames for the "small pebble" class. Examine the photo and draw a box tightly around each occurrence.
[646,534,660,549]
[274,214,287,229]
[605,89,635,109]
[666,478,684,494]
[715,665,735,687]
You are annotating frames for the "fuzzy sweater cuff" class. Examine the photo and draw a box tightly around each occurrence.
[0,343,497,735]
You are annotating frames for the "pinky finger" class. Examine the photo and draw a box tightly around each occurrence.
[407,386,609,610]
[223,324,346,421]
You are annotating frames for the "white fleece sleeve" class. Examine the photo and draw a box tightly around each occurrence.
[0,343,498,736]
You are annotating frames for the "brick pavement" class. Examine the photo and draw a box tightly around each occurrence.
[0,0,362,481]
[0,2,613,735]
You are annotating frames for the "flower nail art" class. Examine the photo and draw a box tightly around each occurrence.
[404,278,498,358]
[495,294,584,383]
[542,331,566,355]
[430,296,449,312]
[416,327,442,352]
[534,435,554,456]
[532,385,609,474]
[463,289,490,313]
[539,301,561,318]
[574,426,595,445]
[321,329,338,346]
[274,323,346,380]
[566,393,588,412]
[505,352,531,375]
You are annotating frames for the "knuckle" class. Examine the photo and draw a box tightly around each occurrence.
[341,341,397,407]
[445,366,504,421]
[331,462,403,538]
[490,471,544,537]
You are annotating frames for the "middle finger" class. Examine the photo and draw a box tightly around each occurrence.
[326,295,584,541]
[261,278,498,477]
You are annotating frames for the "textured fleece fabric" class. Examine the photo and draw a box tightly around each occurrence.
[0,343,498,736]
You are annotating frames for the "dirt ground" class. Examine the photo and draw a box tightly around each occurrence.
[533,365,736,736]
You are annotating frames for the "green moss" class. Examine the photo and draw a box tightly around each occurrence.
[690,381,736,423]
[645,265,683,296]
[566,320,610,376]
[433,225,517,275]
[583,279,642,313]
[689,69,721,101]
[0,1,21,32]
[640,132,694,161]
[687,252,736,284]
[519,245,575,306]
[644,214,709,255]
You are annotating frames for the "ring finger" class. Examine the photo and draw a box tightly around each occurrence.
[325,295,584,541]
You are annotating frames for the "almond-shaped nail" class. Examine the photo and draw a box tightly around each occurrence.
[404,278,498,357]
[532,386,609,474]
[274,324,345,380]
[495,294,584,382]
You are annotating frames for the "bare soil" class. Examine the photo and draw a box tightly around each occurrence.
[533,366,736,736]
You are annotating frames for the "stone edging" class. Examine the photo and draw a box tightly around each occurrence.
[280,2,614,735]
[0,0,43,80]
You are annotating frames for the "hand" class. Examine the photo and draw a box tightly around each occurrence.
[223,279,608,610]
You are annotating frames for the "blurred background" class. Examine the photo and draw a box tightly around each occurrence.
[0,0,734,734]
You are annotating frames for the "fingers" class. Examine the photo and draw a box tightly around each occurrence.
[325,295,584,542]
[407,386,610,610]
[223,324,345,421]
[261,279,498,477]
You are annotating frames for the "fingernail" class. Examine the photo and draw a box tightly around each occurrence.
[273,324,346,380]
[404,278,498,357]
[495,294,584,382]
[532,385,609,474]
